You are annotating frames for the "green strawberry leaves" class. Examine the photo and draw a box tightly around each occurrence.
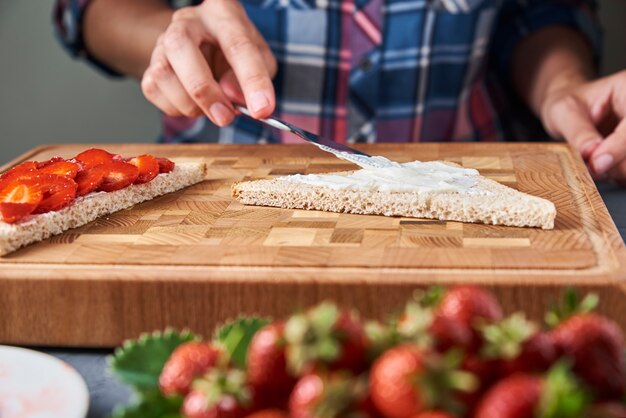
[214,316,270,368]
[109,329,199,392]
[108,318,269,418]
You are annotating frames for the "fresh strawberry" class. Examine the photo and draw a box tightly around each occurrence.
[244,409,289,418]
[284,302,368,375]
[75,148,115,169]
[480,313,556,376]
[431,286,503,353]
[159,342,221,396]
[36,156,66,169]
[38,161,80,179]
[128,154,159,184]
[98,161,139,192]
[247,321,295,408]
[32,174,77,214]
[0,179,43,223]
[75,165,107,196]
[157,157,175,173]
[288,371,375,418]
[550,312,625,399]
[370,344,476,418]
[474,363,590,418]
[182,368,251,418]
[0,161,38,191]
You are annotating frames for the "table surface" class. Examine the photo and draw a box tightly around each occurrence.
[22,182,626,418]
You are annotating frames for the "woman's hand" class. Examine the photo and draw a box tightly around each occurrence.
[141,0,277,126]
[541,70,626,183]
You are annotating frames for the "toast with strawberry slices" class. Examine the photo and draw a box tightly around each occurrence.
[0,149,207,256]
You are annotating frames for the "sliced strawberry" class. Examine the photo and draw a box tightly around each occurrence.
[128,154,159,184]
[0,161,38,188]
[98,161,139,192]
[38,161,80,179]
[157,157,175,173]
[75,148,115,169]
[36,156,66,169]
[32,174,78,214]
[75,165,107,196]
[0,179,43,223]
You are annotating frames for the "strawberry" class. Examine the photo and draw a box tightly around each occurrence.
[98,161,139,192]
[244,409,289,418]
[32,174,77,214]
[480,313,556,376]
[431,286,503,353]
[182,368,251,418]
[38,161,80,179]
[157,157,176,173]
[288,371,375,418]
[284,302,368,375]
[0,179,43,223]
[36,156,66,169]
[550,312,625,399]
[247,321,295,408]
[128,154,159,184]
[159,342,221,396]
[75,165,108,196]
[75,148,115,169]
[370,344,476,418]
[474,363,590,418]
[0,161,38,191]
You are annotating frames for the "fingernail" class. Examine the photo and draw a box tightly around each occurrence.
[593,153,614,174]
[209,102,233,126]
[249,91,270,113]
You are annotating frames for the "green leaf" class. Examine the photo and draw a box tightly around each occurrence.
[213,317,270,368]
[109,329,199,392]
[111,390,183,418]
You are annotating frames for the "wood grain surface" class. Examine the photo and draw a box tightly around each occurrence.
[0,143,624,347]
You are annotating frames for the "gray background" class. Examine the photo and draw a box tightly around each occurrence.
[0,1,625,162]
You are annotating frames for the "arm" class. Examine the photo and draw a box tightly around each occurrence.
[512,26,598,156]
[54,0,277,126]
[501,1,626,183]
[82,0,173,79]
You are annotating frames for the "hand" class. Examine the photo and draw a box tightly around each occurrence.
[541,70,626,184]
[141,0,277,126]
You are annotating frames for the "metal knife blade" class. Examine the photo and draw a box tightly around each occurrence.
[235,105,398,169]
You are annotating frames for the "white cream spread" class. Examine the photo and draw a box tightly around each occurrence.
[279,159,481,193]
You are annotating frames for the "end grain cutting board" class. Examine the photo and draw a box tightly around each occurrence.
[0,143,624,347]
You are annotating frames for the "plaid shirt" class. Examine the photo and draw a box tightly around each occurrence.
[54,0,601,144]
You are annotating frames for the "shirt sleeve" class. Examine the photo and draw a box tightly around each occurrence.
[491,0,603,82]
[53,0,123,77]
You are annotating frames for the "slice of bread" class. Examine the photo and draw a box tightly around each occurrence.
[0,162,207,256]
[232,162,556,229]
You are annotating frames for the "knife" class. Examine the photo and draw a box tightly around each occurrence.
[235,105,397,169]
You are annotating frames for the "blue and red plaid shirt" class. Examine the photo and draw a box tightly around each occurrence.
[54,0,601,144]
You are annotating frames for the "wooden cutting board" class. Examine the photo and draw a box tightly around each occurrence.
[0,143,624,347]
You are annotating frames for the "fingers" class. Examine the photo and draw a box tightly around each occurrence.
[219,69,246,104]
[546,95,603,162]
[163,18,235,126]
[143,39,202,117]
[200,4,275,118]
[589,118,626,175]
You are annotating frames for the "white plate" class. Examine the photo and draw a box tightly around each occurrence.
[0,346,89,418]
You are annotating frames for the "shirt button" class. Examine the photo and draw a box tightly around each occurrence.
[358,57,373,72]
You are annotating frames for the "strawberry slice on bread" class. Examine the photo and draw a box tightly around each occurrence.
[0,148,207,255]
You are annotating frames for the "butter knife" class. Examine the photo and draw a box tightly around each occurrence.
[235,105,397,169]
